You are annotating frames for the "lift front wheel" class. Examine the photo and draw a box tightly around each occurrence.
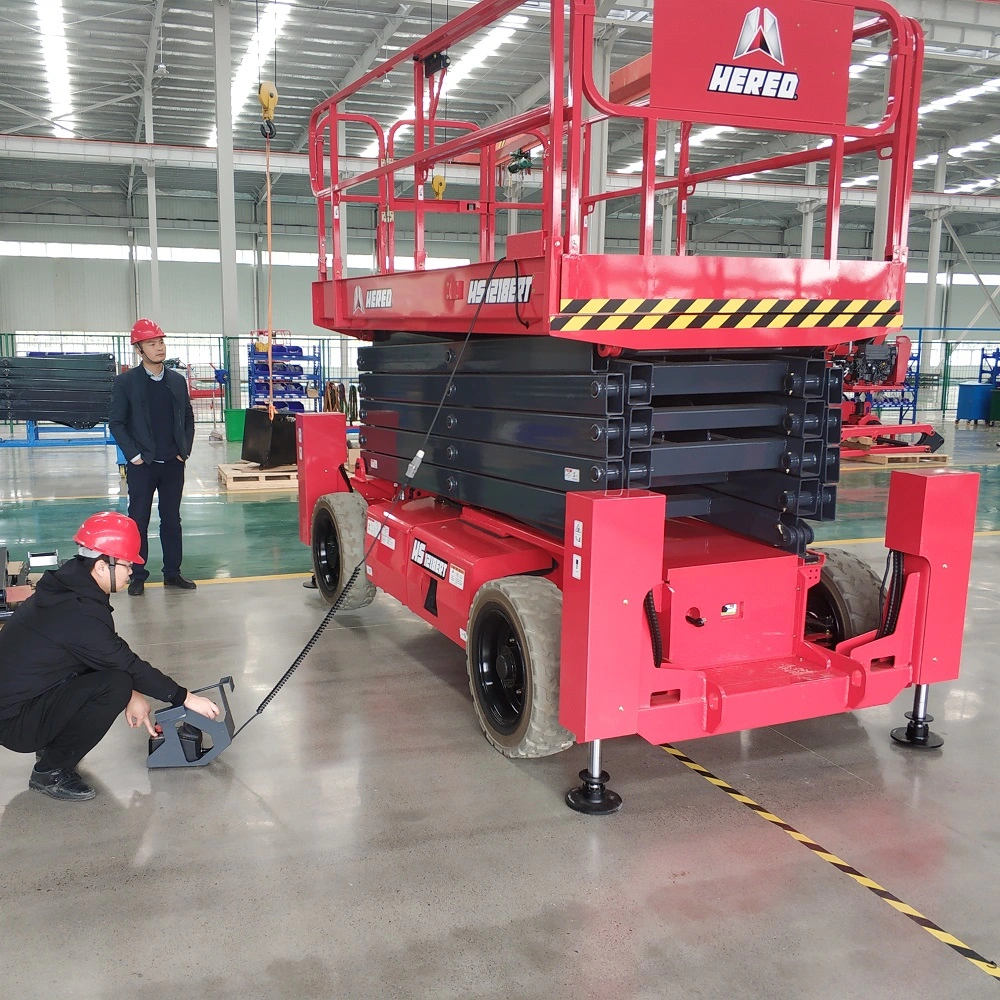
[806,547,882,647]
[311,493,376,611]
[466,576,574,759]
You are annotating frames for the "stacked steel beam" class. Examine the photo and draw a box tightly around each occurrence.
[0,354,117,428]
[358,338,840,554]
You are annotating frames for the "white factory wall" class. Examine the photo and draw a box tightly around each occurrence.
[2,219,999,337]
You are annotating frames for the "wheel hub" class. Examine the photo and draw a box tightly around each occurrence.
[497,647,517,687]
[473,605,527,735]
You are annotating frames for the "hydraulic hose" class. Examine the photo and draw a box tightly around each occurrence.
[644,590,663,667]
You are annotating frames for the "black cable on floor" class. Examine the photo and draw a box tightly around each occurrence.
[231,256,519,737]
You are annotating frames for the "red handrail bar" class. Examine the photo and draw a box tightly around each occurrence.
[577,0,913,140]
[309,0,923,281]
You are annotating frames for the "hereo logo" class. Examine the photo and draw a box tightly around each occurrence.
[708,7,799,100]
[466,275,532,306]
[353,286,393,313]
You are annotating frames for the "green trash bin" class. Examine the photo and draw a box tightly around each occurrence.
[224,408,247,443]
[990,389,1000,424]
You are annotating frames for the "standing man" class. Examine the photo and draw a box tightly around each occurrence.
[0,513,219,801]
[109,318,197,596]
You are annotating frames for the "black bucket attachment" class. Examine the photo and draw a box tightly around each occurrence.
[241,408,296,468]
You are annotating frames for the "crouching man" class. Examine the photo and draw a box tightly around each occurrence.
[0,512,219,801]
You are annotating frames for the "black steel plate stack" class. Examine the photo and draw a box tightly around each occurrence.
[0,354,117,428]
[357,336,841,554]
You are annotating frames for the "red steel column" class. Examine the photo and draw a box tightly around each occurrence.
[560,490,665,742]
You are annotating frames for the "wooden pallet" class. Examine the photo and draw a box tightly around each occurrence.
[218,461,298,491]
[855,452,951,467]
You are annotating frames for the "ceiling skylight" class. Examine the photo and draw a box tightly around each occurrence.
[36,0,74,138]
[208,0,293,147]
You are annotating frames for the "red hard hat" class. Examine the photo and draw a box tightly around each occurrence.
[130,318,164,345]
[73,512,144,564]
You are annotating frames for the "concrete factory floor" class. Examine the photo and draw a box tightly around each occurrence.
[1,423,999,998]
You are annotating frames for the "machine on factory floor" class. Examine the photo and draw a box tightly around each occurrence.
[835,336,945,459]
[296,0,979,811]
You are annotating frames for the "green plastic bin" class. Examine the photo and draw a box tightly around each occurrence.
[224,408,247,443]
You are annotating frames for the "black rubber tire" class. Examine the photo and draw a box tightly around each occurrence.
[466,577,574,759]
[310,492,376,611]
[809,548,882,646]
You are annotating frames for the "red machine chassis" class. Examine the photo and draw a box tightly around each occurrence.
[297,0,981,760]
[299,413,978,745]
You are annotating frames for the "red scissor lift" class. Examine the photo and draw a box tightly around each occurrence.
[298,0,980,812]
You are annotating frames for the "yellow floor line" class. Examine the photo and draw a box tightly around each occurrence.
[662,745,1000,984]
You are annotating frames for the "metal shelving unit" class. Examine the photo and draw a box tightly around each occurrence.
[247,334,323,414]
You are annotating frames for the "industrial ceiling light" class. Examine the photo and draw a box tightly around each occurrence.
[208,0,292,147]
[359,14,527,160]
[153,27,168,80]
[35,0,74,138]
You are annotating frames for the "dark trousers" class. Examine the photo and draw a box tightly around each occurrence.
[127,458,185,582]
[0,671,133,771]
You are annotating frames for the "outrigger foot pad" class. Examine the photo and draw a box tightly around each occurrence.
[891,710,944,750]
[566,767,623,815]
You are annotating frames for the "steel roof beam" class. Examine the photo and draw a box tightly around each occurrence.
[271,5,414,204]
[126,0,166,202]
[4,135,1000,213]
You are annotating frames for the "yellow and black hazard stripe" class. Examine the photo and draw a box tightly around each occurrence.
[551,297,902,332]
[662,744,1000,984]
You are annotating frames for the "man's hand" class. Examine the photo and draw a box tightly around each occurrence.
[176,455,185,462]
[125,691,157,736]
[184,692,220,720]
[130,456,144,465]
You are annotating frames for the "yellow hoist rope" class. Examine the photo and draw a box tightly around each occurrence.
[258,80,279,421]
[264,135,275,421]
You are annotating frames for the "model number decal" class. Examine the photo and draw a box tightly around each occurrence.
[410,538,448,579]
[466,275,532,305]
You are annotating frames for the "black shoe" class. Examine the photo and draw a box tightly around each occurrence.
[164,575,197,590]
[29,767,96,801]
[128,579,145,596]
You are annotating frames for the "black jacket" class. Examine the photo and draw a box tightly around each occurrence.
[109,365,195,464]
[0,558,186,720]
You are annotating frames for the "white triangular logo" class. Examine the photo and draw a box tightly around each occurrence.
[353,285,365,314]
[734,7,784,66]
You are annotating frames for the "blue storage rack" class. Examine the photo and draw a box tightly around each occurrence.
[979,348,1000,388]
[247,342,323,413]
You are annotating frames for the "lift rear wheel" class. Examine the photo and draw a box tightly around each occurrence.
[467,576,574,759]
[311,493,376,611]
[806,548,882,648]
